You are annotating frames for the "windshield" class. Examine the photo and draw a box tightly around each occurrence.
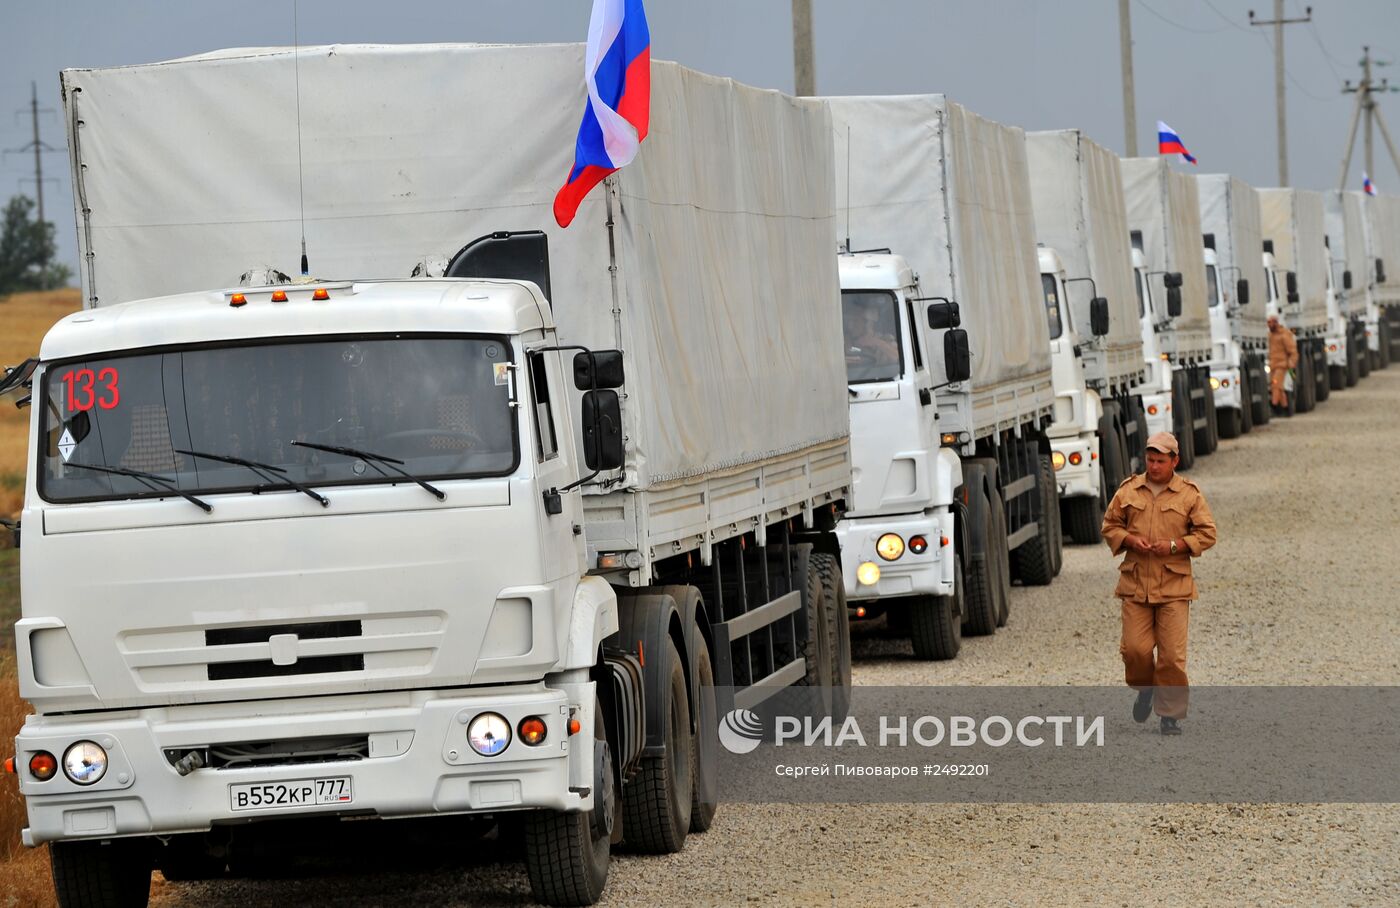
[39,335,518,505]
[1135,270,1147,319]
[1041,274,1064,340]
[842,290,903,383]
[1206,265,1220,308]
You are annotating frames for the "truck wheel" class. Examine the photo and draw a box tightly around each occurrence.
[910,556,963,660]
[1064,493,1103,545]
[1048,458,1065,577]
[1171,371,1196,470]
[962,483,1001,638]
[990,485,1012,627]
[1239,366,1255,434]
[688,629,719,834]
[1193,375,1216,454]
[1315,347,1331,402]
[1379,321,1392,368]
[810,553,852,721]
[1329,364,1345,391]
[1009,455,1054,587]
[525,698,613,906]
[793,547,835,718]
[1347,339,1362,385]
[51,838,152,908]
[621,638,692,854]
[1295,351,1316,413]
[1217,406,1242,440]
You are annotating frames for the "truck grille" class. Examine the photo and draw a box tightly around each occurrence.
[205,621,364,681]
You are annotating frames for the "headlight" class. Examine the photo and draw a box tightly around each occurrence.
[62,741,108,785]
[856,562,881,586]
[1209,376,1220,390]
[876,533,904,561]
[1051,451,1066,471]
[467,713,511,757]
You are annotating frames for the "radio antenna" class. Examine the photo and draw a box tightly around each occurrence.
[293,0,309,276]
[844,125,851,253]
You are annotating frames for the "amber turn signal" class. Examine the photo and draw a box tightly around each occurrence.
[519,716,548,746]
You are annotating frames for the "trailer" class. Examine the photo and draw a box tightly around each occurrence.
[1196,174,1271,437]
[1121,157,1216,469]
[1026,129,1147,543]
[11,44,852,907]
[822,94,1058,659]
[1259,188,1331,412]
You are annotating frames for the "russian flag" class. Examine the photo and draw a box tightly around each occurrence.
[553,0,651,228]
[1157,121,1197,165]
[1364,172,1377,196]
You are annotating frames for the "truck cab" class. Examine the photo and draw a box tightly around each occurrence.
[1038,247,1102,517]
[1323,246,1350,386]
[1204,247,1244,420]
[835,252,963,659]
[1130,248,1173,438]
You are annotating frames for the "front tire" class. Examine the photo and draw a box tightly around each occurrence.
[1064,492,1103,545]
[811,553,853,721]
[1217,405,1242,440]
[525,699,613,906]
[51,838,152,908]
[910,557,963,661]
[621,638,692,854]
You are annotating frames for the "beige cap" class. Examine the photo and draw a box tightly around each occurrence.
[1145,432,1179,455]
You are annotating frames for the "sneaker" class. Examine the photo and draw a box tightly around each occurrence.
[1132,689,1154,723]
[1160,717,1182,736]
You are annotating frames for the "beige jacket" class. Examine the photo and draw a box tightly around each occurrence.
[1101,473,1217,603]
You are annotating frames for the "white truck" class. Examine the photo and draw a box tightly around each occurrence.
[824,95,1059,660]
[1361,193,1400,368]
[1130,248,1178,443]
[1323,189,1371,388]
[1121,158,1217,469]
[1196,174,1272,437]
[1259,188,1331,413]
[7,45,853,908]
[1026,129,1148,544]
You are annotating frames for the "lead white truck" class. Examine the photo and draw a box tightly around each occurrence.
[1121,158,1217,470]
[1259,188,1332,413]
[1026,129,1147,544]
[5,44,853,908]
[1196,174,1272,437]
[1323,189,1371,388]
[823,95,1059,660]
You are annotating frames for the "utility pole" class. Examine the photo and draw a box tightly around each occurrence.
[1339,47,1400,190]
[1119,0,1138,156]
[792,0,815,97]
[5,82,61,272]
[1250,2,1312,186]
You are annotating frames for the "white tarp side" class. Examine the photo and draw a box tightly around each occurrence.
[1026,129,1143,389]
[1259,188,1329,331]
[1364,195,1400,306]
[1195,174,1268,347]
[1323,190,1369,315]
[826,94,1052,427]
[1120,158,1211,360]
[60,43,848,490]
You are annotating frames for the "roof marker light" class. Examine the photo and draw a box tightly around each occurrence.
[270,290,289,303]
[229,293,247,308]
[312,288,330,301]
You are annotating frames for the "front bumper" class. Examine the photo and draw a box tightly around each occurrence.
[16,683,586,846]
[1325,334,1348,368]
[1209,364,1241,410]
[1050,433,1100,499]
[837,510,955,601]
[1141,391,1172,437]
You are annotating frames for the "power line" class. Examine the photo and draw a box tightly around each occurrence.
[1202,0,1256,34]
[1134,0,1228,35]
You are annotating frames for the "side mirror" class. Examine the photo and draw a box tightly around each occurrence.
[581,390,624,471]
[1164,271,1184,289]
[1343,270,1353,291]
[927,301,961,330]
[943,329,971,383]
[1237,279,1250,306]
[1166,287,1183,318]
[1377,258,1387,284]
[573,350,625,390]
[1089,297,1110,337]
[1286,271,1298,295]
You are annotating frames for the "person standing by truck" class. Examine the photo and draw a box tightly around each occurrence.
[1268,312,1299,413]
[1100,432,1217,736]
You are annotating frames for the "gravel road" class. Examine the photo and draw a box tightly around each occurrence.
[154,368,1400,907]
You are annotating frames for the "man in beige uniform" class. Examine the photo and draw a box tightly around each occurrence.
[1101,432,1217,735]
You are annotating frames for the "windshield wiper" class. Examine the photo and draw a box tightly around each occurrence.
[64,462,213,513]
[176,449,329,508]
[290,440,446,501]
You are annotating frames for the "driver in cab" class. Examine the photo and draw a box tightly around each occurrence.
[843,300,900,370]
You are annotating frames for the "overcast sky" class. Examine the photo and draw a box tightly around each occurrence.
[4,0,1398,272]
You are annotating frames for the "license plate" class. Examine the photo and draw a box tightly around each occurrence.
[229,776,353,812]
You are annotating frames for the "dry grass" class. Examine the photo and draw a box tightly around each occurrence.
[0,662,53,908]
[0,289,80,518]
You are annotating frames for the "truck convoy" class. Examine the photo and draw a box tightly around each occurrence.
[1259,188,1332,413]
[1196,174,1271,438]
[824,94,1059,659]
[1026,129,1147,543]
[11,44,854,907]
[1121,157,1217,470]
[1323,189,1370,388]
